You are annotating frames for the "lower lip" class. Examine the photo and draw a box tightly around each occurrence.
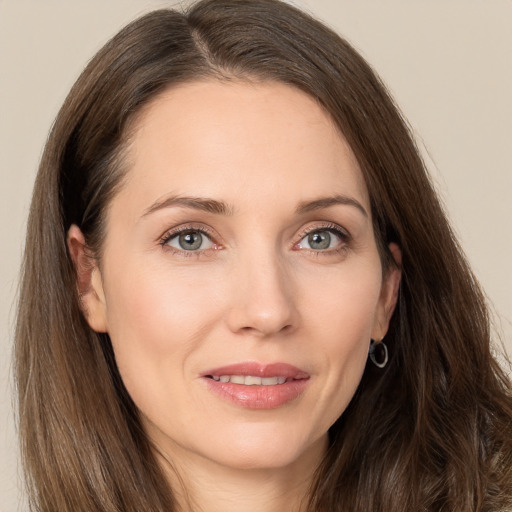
[203,378,310,409]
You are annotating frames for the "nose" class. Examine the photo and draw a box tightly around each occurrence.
[225,249,299,338]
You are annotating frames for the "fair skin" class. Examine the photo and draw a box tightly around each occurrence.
[68,80,401,512]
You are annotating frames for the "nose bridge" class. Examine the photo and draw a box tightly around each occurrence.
[226,241,298,336]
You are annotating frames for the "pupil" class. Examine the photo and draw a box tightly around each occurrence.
[308,231,331,250]
[179,231,202,250]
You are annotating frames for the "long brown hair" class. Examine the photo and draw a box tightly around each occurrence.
[15,1,512,511]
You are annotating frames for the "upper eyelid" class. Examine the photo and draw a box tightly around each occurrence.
[296,222,350,240]
[158,220,351,247]
[159,223,217,245]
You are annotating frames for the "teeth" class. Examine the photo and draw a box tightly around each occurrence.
[211,375,288,386]
[244,376,262,385]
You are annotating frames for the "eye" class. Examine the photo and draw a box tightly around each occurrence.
[297,228,346,251]
[165,229,214,251]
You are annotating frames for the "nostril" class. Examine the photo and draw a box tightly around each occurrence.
[225,285,299,336]
[238,323,294,336]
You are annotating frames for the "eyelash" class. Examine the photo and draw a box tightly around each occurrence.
[158,222,351,257]
[159,224,220,258]
[294,222,351,256]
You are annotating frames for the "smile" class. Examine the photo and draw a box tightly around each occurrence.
[208,375,288,385]
[202,362,310,409]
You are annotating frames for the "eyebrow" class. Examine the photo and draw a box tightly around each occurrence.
[296,195,368,217]
[141,193,368,219]
[142,195,233,218]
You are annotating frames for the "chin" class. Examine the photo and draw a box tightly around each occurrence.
[198,424,328,472]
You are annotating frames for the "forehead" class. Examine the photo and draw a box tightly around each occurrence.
[118,80,369,217]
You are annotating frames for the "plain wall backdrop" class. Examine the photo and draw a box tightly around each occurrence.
[1,1,510,509]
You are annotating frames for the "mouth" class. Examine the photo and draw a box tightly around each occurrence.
[206,375,290,385]
[201,362,310,409]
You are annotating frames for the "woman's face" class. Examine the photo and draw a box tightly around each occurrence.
[75,81,400,474]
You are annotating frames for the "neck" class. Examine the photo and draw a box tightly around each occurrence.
[156,436,327,512]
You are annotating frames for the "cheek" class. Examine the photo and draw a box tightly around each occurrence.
[301,258,382,343]
[105,261,218,347]
[101,261,226,433]
[299,261,382,420]
[101,259,224,406]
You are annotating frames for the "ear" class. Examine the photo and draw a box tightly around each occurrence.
[371,243,402,341]
[67,224,108,333]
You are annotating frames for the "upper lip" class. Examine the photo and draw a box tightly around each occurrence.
[201,362,310,380]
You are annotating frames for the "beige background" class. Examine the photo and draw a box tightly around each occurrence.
[1,1,510,509]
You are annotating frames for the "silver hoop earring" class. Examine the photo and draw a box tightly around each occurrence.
[369,339,388,368]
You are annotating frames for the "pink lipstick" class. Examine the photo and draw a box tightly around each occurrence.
[201,362,310,409]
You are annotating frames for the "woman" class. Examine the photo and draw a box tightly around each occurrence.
[14,0,512,511]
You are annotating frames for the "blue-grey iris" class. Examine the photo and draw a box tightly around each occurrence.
[308,231,331,250]
[179,231,203,250]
